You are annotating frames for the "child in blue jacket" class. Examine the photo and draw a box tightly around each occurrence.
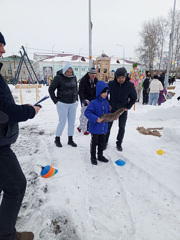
[85,81,110,165]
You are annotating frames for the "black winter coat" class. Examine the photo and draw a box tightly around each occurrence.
[0,63,35,147]
[142,77,150,91]
[158,73,165,87]
[78,72,98,104]
[108,78,137,112]
[49,70,78,104]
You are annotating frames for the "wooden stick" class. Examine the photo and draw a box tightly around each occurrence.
[20,85,23,104]
[36,85,40,101]
[147,127,164,130]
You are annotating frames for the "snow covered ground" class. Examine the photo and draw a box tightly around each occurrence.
[6,80,180,240]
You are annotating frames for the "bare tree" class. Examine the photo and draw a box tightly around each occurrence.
[155,17,169,70]
[136,8,180,76]
[136,17,168,72]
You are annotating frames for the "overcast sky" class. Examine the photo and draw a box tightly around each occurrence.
[0,0,179,60]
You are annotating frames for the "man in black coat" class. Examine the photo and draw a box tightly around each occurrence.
[142,71,151,104]
[78,67,98,105]
[104,67,137,151]
[77,68,98,134]
[0,32,40,240]
[158,70,165,87]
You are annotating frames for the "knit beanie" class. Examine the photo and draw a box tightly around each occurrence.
[88,67,97,74]
[0,32,6,45]
[101,87,109,94]
[153,75,159,79]
[115,67,127,78]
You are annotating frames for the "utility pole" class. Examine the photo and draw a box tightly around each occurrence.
[165,0,176,87]
[89,0,93,68]
[148,47,150,71]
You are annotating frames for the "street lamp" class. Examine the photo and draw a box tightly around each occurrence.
[79,47,84,79]
[89,0,93,68]
[116,44,125,67]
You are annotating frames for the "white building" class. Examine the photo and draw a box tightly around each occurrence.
[33,53,143,83]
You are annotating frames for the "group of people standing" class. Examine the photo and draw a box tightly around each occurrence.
[142,70,166,106]
[49,65,175,166]
[49,64,172,164]
[0,31,135,240]
[1,30,175,240]
[48,64,137,165]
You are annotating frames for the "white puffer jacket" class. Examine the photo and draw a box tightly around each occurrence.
[149,79,163,93]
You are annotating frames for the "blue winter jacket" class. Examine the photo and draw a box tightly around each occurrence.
[84,81,110,134]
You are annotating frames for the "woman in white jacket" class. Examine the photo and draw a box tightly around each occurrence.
[149,75,163,105]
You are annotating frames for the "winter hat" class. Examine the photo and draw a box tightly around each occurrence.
[101,87,109,94]
[115,67,127,78]
[153,75,159,79]
[0,32,6,45]
[88,67,97,74]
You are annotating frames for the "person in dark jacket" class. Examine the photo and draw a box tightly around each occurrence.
[142,71,151,104]
[104,67,137,151]
[158,70,165,87]
[77,67,98,135]
[85,81,110,165]
[0,32,40,240]
[49,62,78,148]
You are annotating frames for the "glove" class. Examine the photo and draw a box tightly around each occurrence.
[177,96,180,101]
[83,99,90,106]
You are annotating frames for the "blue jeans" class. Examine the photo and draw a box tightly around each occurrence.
[56,101,78,137]
[0,146,26,240]
[149,93,159,105]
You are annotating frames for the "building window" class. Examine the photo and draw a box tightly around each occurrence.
[75,68,78,71]
[81,68,85,71]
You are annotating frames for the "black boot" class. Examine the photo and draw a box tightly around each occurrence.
[98,154,109,163]
[117,145,123,151]
[16,232,34,240]
[91,155,97,165]
[54,136,62,147]
[68,136,77,147]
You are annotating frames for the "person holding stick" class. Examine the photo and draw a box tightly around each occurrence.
[0,32,40,240]
[104,67,137,151]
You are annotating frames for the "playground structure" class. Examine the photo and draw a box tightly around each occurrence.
[15,46,39,85]
[13,45,43,104]
[93,54,114,82]
[15,84,42,104]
